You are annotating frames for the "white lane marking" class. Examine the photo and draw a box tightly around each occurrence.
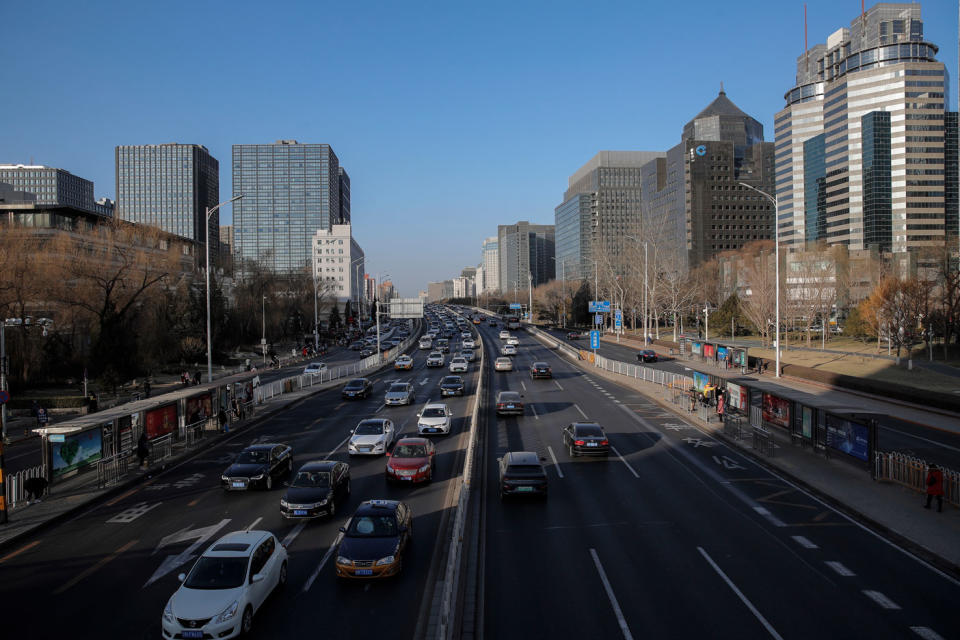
[530,403,539,420]
[824,561,855,577]
[145,519,232,587]
[554,380,564,391]
[374,403,385,414]
[547,446,564,478]
[420,378,429,386]
[609,445,640,479]
[698,547,784,640]
[245,517,263,531]
[589,549,634,640]
[791,536,818,550]
[106,501,161,524]
[302,534,344,592]
[282,522,307,548]
[520,380,527,391]
[324,433,352,460]
[911,627,946,640]
[862,590,901,610]
[574,404,589,420]
[752,506,786,528]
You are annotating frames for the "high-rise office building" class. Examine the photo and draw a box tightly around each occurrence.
[0,164,96,211]
[641,90,776,270]
[311,224,364,303]
[338,167,351,225]
[232,140,342,277]
[555,151,663,282]
[481,236,500,293]
[497,221,555,293]
[775,3,956,254]
[116,144,220,254]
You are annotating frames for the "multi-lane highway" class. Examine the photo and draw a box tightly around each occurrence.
[473,320,959,639]
[0,322,477,639]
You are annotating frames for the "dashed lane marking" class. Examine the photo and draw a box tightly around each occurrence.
[554,380,564,391]
[302,533,343,592]
[863,590,900,610]
[547,446,563,478]
[245,517,263,531]
[0,540,41,565]
[825,561,855,577]
[574,404,589,420]
[282,522,307,548]
[590,548,634,640]
[752,506,787,528]
[911,627,945,640]
[698,546,784,640]
[530,404,539,420]
[610,445,640,479]
[54,539,139,595]
[791,536,818,549]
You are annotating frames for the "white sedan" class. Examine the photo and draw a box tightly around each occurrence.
[162,529,287,639]
[462,338,476,349]
[303,362,327,376]
[506,336,520,346]
[348,418,395,455]
[494,357,513,372]
[499,330,511,340]
[501,344,517,356]
[417,403,453,435]
[449,357,469,373]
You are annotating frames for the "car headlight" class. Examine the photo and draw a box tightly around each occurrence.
[214,600,239,624]
[418,464,430,473]
[375,555,395,566]
[280,499,289,508]
[163,598,174,623]
[251,474,265,480]
[336,555,352,566]
[221,475,229,481]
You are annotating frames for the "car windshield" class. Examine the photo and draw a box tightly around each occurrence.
[236,450,267,465]
[576,425,604,437]
[422,408,445,418]
[499,393,520,402]
[184,556,248,590]
[355,422,384,435]
[393,444,428,457]
[291,471,331,488]
[534,363,548,368]
[346,514,399,537]
[506,464,544,477]
[442,377,461,385]
[389,384,408,393]
[346,380,365,389]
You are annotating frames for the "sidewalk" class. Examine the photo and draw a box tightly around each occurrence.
[536,328,960,576]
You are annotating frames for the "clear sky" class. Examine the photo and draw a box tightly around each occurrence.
[3,1,957,296]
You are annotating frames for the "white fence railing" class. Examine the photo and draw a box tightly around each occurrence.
[5,463,48,509]
[875,451,958,507]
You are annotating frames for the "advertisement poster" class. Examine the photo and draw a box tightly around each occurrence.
[727,382,747,411]
[186,393,213,426]
[693,372,710,392]
[762,393,791,429]
[145,404,178,439]
[703,343,716,359]
[826,415,869,461]
[717,347,728,362]
[802,407,813,439]
[52,429,103,478]
[691,342,702,356]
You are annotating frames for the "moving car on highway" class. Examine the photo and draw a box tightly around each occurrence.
[561,422,610,457]
[498,451,548,500]
[494,357,513,372]
[449,356,468,373]
[530,361,552,379]
[349,418,396,456]
[384,381,416,406]
[342,377,373,399]
[394,355,414,370]
[335,500,413,579]
[499,330,511,340]
[440,375,465,397]
[426,351,445,367]
[495,391,524,416]
[418,336,433,350]
[280,461,351,519]
[501,343,517,356]
[162,530,288,639]
[417,402,453,435]
[385,438,436,484]
[221,444,293,491]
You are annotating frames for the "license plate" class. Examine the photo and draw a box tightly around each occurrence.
[506,405,515,409]
[401,476,412,481]
[430,428,438,433]
[182,631,203,639]
[516,486,533,492]
[587,442,598,447]
[294,509,308,516]
[231,481,245,488]
[355,569,374,576]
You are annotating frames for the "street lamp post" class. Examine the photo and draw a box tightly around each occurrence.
[205,195,243,383]
[376,272,390,359]
[262,295,267,365]
[740,182,780,378]
[351,257,364,330]
[552,256,566,328]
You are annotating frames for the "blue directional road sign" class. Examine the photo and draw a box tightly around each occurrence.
[590,330,600,349]
[594,314,603,325]
[614,309,622,328]
[588,300,611,313]
[509,303,522,310]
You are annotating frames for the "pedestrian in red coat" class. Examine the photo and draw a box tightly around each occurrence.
[925,464,944,512]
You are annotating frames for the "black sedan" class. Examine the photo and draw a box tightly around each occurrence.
[637,349,658,363]
[281,460,351,519]
[439,375,465,397]
[530,361,552,379]
[561,422,610,457]
[566,331,582,340]
[221,443,293,490]
[342,377,373,399]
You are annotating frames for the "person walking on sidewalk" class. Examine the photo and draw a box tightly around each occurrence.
[137,431,151,469]
[925,464,944,512]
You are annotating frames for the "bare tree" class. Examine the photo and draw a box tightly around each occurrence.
[737,242,776,346]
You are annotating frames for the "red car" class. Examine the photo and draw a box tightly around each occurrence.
[385,437,437,484]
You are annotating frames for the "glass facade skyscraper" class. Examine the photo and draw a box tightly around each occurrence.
[861,111,892,251]
[232,140,342,277]
[0,164,96,212]
[497,222,555,293]
[115,144,220,253]
[803,133,827,244]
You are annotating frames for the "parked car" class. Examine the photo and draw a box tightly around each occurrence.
[342,378,373,399]
[280,460,350,519]
[561,422,610,457]
[498,451,548,500]
[161,530,287,639]
[222,444,293,491]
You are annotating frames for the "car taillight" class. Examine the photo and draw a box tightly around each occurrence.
[574,440,585,446]
[497,403,504,409]
[601,440,609,446]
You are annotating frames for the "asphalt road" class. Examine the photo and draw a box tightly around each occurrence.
[542,328,960,470]
[475,322,959,639]
[0,326,478,639]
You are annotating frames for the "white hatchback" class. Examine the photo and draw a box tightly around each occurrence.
[162,530,287,639]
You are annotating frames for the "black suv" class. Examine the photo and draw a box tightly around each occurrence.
[342,378,373,399]
[498,451,548,500]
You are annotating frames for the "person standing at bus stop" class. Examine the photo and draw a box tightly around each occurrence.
[925,464,944,512]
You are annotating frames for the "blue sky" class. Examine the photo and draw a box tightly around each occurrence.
[3,1,957,296]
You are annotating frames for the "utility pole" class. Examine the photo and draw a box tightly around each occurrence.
[528,271,533,324]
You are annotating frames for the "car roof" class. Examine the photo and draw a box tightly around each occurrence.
[395,436,429,446]
[571,422,603,430]
[358,418,388,426]
[243,443,283,451]
[423,402,448,409]
[347,377,369,383]
[355,499,402,515]
[204,530,269,557]
[297,460,338,472]
[532,361,549,366]
[442,375,463,382]
[504,451,541,465]
[497,391,521,398]
[496,356,511,362]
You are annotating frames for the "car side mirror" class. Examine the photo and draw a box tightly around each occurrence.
[251,573,265,584]
[385,451,391,457]
[339,526,346,533]
[177,573,186,582]
[350,429,355,434]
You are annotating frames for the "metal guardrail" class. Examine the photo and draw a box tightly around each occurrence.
[97,453,129,489]
[147,433,174,466]
[752,426,774,456]
[6,463,47,508]
[874,451,958,507]
[723,415,746,441]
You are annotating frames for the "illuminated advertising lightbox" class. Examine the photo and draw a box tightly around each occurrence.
[51,429,103,478]
[145,404,178,439]
[703,344,716,358]
[825,415,869,461]
[761,393,791,430]
[727,383,747,411]
[693,372,710,392]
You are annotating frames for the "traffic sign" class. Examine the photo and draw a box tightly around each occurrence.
[588,300,611,313]
[0,390,8,404]
[590,330,600,349]
[49,434,65,442]
[614,309,622,328]
[594,314,603,325]
[509,303,522,310]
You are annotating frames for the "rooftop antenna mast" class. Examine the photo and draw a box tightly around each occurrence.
[804,4,809,72]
